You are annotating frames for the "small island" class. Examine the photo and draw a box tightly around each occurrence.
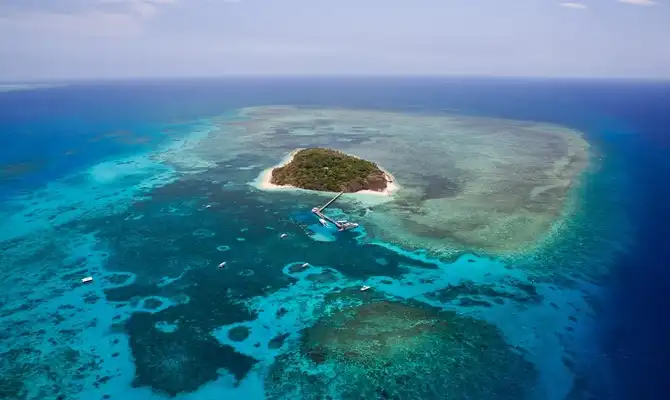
[263,148,397,194]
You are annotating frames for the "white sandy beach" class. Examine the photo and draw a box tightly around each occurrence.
[253,148,400,197]
[255,148,302,191]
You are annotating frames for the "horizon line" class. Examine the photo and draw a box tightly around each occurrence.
[2,73,670,85]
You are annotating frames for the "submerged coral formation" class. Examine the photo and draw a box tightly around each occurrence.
[266,295,537,399]
[0,102,614,400]
[219,106,590,255]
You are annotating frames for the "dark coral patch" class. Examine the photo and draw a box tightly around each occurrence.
[105,273,133,285]
[275,307,288,318]
[425,279,543,305]
[126,313,257,397]
[143,298,163,310]
[268,333,289,350]
[228,326,250,342]
[266,299,537,399]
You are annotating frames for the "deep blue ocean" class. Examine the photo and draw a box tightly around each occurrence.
[1,77,668,400]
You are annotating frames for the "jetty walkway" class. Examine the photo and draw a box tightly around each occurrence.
[318,191,343,212]
[311,192,358,231]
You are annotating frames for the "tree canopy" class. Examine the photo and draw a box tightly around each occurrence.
[271,148,388,192]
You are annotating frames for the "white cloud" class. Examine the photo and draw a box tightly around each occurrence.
[99,0,177,4]
[99,0,177,19]
[618,0,657,5]
[560,2,588,9]
[0,10,142,37]
[131,2,158,18]
[0,0,177,38]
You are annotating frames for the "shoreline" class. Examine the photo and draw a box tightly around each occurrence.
[252,148,400,197]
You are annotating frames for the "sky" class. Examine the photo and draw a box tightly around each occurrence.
[0,0,668,81]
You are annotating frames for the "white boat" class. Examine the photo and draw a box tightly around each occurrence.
[338,221,359,231]
[301,263,309,268]
[360,285,371,292]
[218,262,227,268]
[280,233,288,239]
[318,218,328,227]
[81,276,93,284]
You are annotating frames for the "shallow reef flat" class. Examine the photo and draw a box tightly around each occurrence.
[266,292,537,400]
[194,106,590,256]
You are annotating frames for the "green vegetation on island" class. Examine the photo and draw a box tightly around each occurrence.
[271,148,389,192]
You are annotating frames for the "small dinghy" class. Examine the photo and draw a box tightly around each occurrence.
[319,218,328,227]
[301,263,309,268]
[280,233,288,239]
[81,276,93,284]
[360,285,371,292]
[218,262,227,269]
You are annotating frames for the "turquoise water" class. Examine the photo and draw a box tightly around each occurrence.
[0,78,657,399]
